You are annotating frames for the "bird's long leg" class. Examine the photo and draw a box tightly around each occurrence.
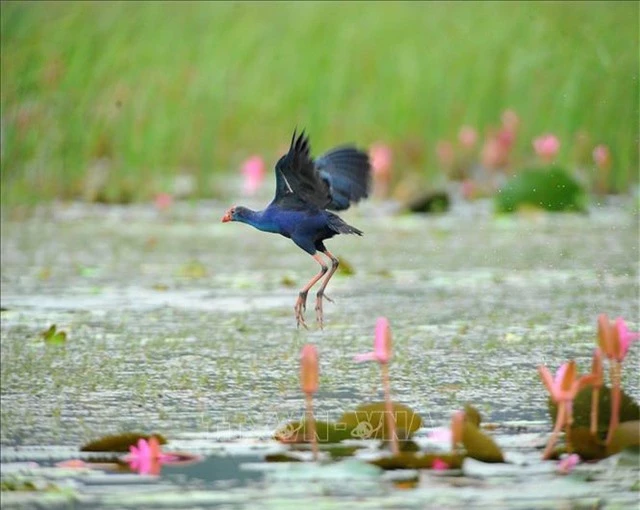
[315,250,340,329]
[295,254,328,329]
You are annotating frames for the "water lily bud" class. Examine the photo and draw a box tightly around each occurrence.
[300,344,319,394]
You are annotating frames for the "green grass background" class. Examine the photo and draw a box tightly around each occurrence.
[1,1,638,205]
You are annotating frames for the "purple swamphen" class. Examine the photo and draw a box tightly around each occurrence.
[222,130,371,329]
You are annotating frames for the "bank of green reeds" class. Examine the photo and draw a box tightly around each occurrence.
[1,1,638,205]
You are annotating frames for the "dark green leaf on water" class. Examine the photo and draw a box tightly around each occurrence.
[337,257,355,276]
[80,433,167,452]
[338,402,423,441]
[494,167,588,214]
[0,480,40,492]
[607,421,640,457]
[280,275,297,287]
[464,403,482,427]
[549,386,640,435]
[368,452,464,470]
[273,403,422,445]
[178,260,207,279]
[265,453,303,463]
[569,427,609,460]
[462,422,504,463]
[273,420,354,444]
[291,443,362,457]
[41,325,67,345]
[406,191,451,214]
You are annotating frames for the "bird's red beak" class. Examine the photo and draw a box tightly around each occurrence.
[221,211,232,223]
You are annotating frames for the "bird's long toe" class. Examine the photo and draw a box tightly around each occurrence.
[315,297,324,329]
[315,291,332,329]
[295,292,309,329]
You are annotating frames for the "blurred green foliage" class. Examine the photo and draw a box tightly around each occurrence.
[1,1,638,205]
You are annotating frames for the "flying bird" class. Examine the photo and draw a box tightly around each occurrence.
[222,130,371,329]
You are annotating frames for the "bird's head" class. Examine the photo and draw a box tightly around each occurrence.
[221,206,250,223]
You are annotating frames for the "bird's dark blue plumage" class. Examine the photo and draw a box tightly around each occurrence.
[222,129,371,329]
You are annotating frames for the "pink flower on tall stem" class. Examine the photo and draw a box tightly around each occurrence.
[597,314,639,443]
[501,109,520,134]
[436,140,455,170]
[557,453,580,474]
[300,343,319,460]
[533,134,560,164]
[154,193,173,211]
[241,155,266,196]
[592,145,611,171]
[369,143,393,199]
[458,126,478,151]
[538,361,596,459]
[590,348,604,436]
[354,317,399,455]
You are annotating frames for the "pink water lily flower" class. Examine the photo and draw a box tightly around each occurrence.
[538,361,594,404]
[458,126,478,150]
[241,155,266,196]
[369,143,393,177]
[124,437,180,475]
[300,343,320,460]
[614,317,640,361]
[369,143,393,199]
[538,361,596,459]
[154,193,173,211]
[432,458,449,471]
[592,144,611,170]
[354,317,392,364]
[597,314,639,443]
[533,134,560,164]
[557,453,580,474]
[598,315,639,362]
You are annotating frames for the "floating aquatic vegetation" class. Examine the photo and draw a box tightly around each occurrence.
[494,167,587,213]
[80,433,167,452]
[41,324,67,345]
[177,260,208,279]
[338,402,422,441]
[337,257,355,276]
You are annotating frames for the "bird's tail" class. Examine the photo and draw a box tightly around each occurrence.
[326,212,364,236]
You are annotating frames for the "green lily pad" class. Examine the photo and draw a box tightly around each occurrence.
[464,403,483,427]
[495,166,588,213]
[80,433,167,452]
[569,427,608,460]
[337,257,355,276]
[41,325,67,345]
[607,421,640,457]
[264,453,304,463]
[462,422,504,463]
[178,260,208,279]
[368,452,464,470]
[549,386,640,436]
[273,420,354,444]
[338,402,423,441]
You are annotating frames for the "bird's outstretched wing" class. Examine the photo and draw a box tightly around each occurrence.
[274,130,332,209]
[273,130,371,211]
[316,146,371,211]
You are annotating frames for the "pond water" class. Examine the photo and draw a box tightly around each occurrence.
[1,195,638,507]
